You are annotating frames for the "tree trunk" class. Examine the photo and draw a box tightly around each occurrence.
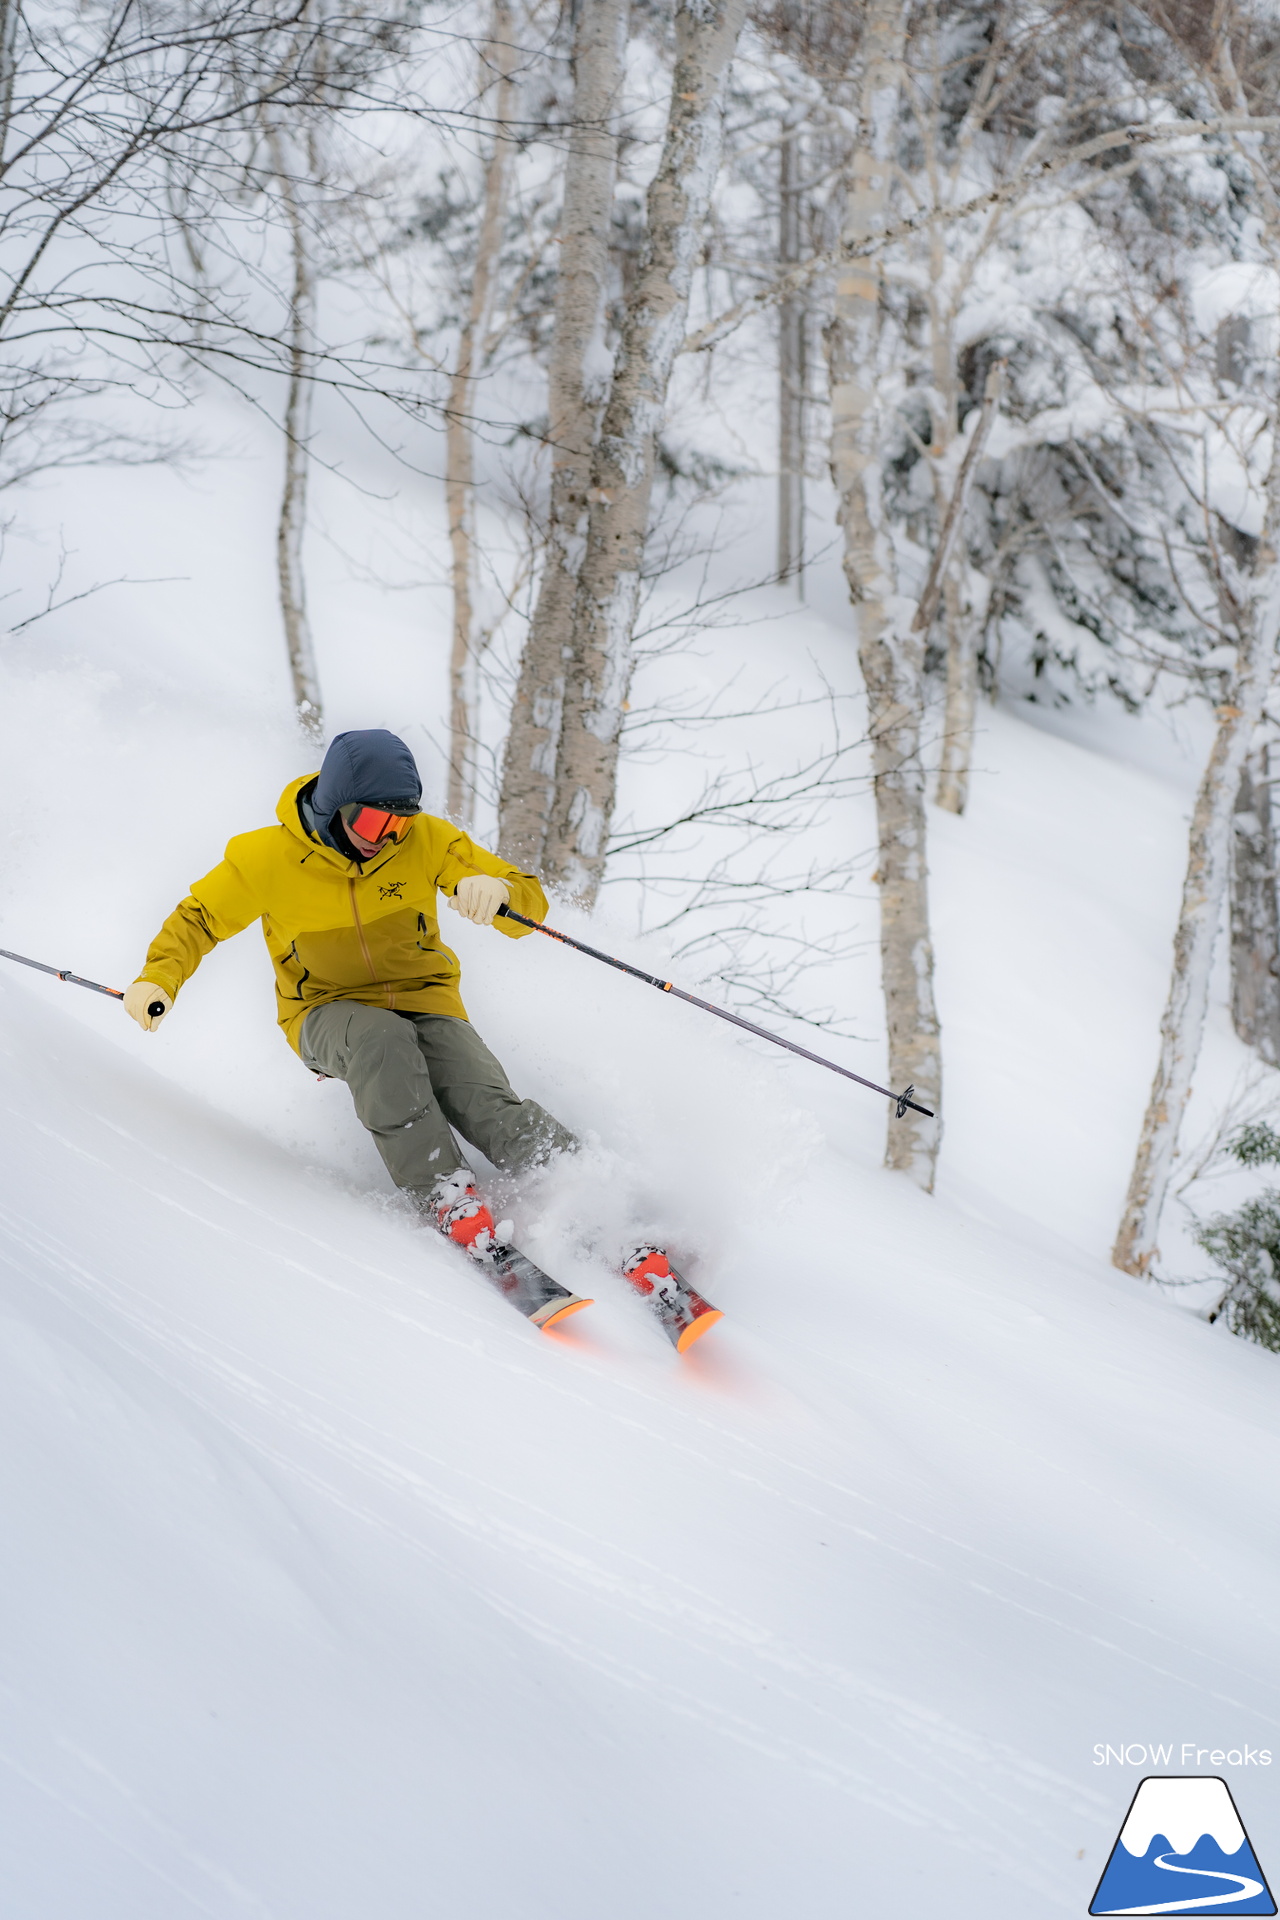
[497,0,627,866]
[931,364,1002,815]
[266,123,322,739]
[0,0,19,163]
[826,0,940,1190]
[1109,22,1280,1274]
[777,127,805,591]
[935,571,976,815]
[1113,595,1280,1275]
[1230,742,1280,1066]
[446,0,516,825]
[540,0,749,901]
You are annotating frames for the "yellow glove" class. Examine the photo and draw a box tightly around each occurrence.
[448,874,510,927]
[123,981,172,1032]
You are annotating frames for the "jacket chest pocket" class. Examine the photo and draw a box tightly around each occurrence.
[367,906,452,980]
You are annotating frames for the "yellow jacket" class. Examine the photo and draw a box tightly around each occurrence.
[136,775,547,1053]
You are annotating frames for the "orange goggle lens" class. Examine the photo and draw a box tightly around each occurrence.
[340,805,413,844]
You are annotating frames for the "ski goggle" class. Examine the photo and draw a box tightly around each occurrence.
[338,803,416,844]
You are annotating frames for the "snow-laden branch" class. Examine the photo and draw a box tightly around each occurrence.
[681,116,1280,357]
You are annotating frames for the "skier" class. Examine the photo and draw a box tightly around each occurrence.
[123,728,721,1346]
[124,728,577,1243]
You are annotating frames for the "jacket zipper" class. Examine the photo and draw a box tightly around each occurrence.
[349,879,394,1007]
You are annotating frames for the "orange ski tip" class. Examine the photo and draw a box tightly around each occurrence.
[676,1308,723,1353]
[535,1296,594,1331]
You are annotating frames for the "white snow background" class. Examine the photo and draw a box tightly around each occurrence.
[2,370,1280,1918]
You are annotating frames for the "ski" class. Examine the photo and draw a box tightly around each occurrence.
[476,1239,594,1332]
[450,1231,716,1349]
[622,1247,723,1353]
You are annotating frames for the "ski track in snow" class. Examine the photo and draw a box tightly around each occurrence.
[2,540,1280,1911]
[18,1103,1278,1737]
[15,1097,1274,1725]
[3,948,1280,1920]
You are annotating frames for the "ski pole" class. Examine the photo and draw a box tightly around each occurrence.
[0,947,166,1019]
[496,905,934,1119]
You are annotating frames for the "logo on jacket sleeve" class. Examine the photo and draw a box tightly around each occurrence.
[1090,1777,1275,1914]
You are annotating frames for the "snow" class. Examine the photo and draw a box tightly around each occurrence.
[4,403,1280,1918]
[7,263,1280,1912]
[7,838,1280,1918]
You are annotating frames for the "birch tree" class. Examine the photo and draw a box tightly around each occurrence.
[824,0,942,1190]
[539,0,750,900]
[265,121,323,739]
[445,0,517,826]
[1113,0,1280,1275]
[1230,743,1280,1066]
[777,125,806,589]
[497,0,628,866]
[0,0,17,157]
[868,2,1030,816]
[1113,617,1278,1275]
[1216,327,1280,1065]
[930,366,1002,814]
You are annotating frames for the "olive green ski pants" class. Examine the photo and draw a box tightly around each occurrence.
[300,1001,576,1198]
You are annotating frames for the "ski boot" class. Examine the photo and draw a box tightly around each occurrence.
[431,1174,498,1255]
[622,1246,722,1352]
[430,1173,593,1331]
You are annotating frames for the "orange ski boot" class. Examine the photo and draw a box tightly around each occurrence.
[429,1175,593,1331]
[432,1178,497,1256]
[622,1246,723,1353]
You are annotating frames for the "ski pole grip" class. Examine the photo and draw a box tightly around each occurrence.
[147,1000,166,1019]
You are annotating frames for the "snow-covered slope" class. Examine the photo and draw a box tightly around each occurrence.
[3,688,1280,1917]
[4,392,1280,1915]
